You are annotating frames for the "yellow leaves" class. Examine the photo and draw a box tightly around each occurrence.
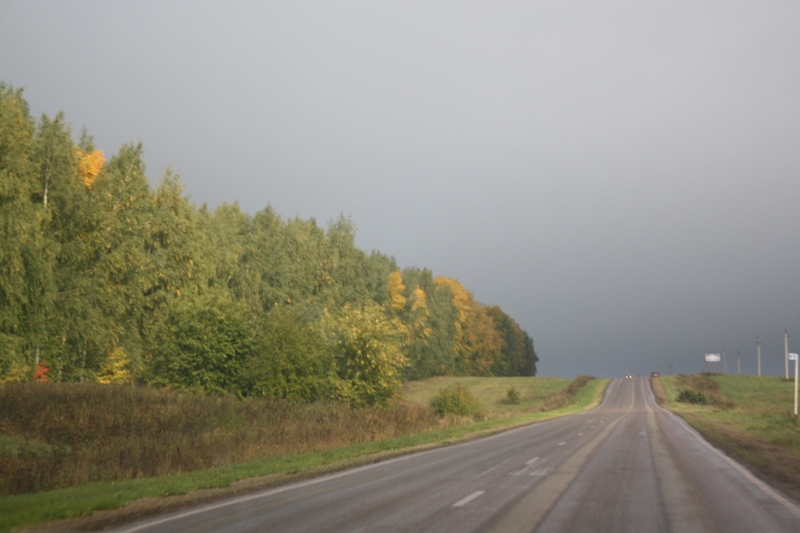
[97,347,132,384]
[435,276,469,324]
[76,149,105,189]
[387,270,406,311]
[409,286,429,316]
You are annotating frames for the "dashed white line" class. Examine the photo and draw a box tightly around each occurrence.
[526,457,540,465]
[578,432,584,436]
[474,465,499,479]
[453,490,486,508]
[557,441,566,446]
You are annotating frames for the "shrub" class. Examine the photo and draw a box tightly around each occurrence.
[430,383,484,418]
[538,375,594,411]
[677,388,709,405]
[506,387,521,405]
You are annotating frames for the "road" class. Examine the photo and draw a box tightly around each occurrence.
[115,378,800,532]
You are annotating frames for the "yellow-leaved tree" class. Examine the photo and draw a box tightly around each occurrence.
[76,149,105,189]
[97,347,133,384]
[387,270,407,312]
[323,302,406,407]
[435,276,503,376]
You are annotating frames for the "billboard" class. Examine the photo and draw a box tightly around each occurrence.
[705,353,721,362]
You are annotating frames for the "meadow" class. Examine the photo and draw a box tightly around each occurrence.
[657,374,800,501]
[0,376,606,530]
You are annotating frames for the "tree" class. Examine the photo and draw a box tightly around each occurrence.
[241,305,332,402]
[323,303,406,407]
[147,291,257,394]
[486,306,534,376]
[435,277,503,376]
[0,84,49,381]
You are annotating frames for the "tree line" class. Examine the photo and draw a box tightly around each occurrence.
[0,84,538,405]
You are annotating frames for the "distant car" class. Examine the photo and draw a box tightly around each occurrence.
[625,374,633,379]
[651,371,660,378]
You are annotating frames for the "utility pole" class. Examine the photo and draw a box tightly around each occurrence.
[723,347,727,374]
[669,363,672,375]
[757,337,762,377]
[737,350,741,375]
[786,330,790,380]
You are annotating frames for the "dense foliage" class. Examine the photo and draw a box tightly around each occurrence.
[430,383,485,418]
[0,84,538,403]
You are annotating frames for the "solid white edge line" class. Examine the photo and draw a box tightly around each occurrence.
[647,380,800,520]
[453,490,486,508]
[115,456,412,533]
[118,385,619,532]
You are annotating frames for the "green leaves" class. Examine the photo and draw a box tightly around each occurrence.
[148,291,256,395]
[323,303,406,407]
[0,85,538,403]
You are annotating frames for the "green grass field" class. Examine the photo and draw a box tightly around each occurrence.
[657,374,800,501]
[402,376,579,416]
[0,376,607,531]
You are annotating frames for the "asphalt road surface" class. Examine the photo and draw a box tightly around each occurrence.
[115,378,800,532]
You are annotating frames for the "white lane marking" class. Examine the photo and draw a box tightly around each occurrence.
[659,403,800,520]
[474,464,500,479]
[511,466,531,476]
[645,380,800,521]
[557,441,566,446]
[526,457,540,465]
[578,432,584,436]
[529,467,552,477]
[453,490,486,508]
[118,384,620,533]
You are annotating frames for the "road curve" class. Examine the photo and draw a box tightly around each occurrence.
[114,378,800,532]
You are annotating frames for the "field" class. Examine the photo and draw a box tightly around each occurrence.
[0,376,607,531]
[402,375,597,416]
[657,374,800,501]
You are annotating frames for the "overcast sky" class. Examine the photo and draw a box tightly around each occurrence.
[2,1,799,378]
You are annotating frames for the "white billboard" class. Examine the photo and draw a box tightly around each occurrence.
[705,353,721,362]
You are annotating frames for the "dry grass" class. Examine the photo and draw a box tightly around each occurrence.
[0,383,438,496]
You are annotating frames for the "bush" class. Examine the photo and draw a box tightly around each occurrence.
[677,388,709,405]
[538,375,594,411]
[506,387,521,405]
[430,383,484,418]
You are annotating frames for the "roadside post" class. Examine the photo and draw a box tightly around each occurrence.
[791,353,799,416]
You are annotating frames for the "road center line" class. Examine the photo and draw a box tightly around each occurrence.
[488,389,633,533]
[453,490,485,508]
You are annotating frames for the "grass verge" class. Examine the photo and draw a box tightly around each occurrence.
[656,374,800,503]
[2,377,607,531]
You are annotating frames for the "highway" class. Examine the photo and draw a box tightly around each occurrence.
[115,378,800,532]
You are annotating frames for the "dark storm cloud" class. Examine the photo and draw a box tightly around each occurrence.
[2,0,799,377]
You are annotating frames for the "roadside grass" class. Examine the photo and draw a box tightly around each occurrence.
[658,374,800,502]
[402,376,578,416]
[0,377,607,531]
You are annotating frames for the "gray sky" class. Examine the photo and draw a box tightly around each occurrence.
[2,1,800,378]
